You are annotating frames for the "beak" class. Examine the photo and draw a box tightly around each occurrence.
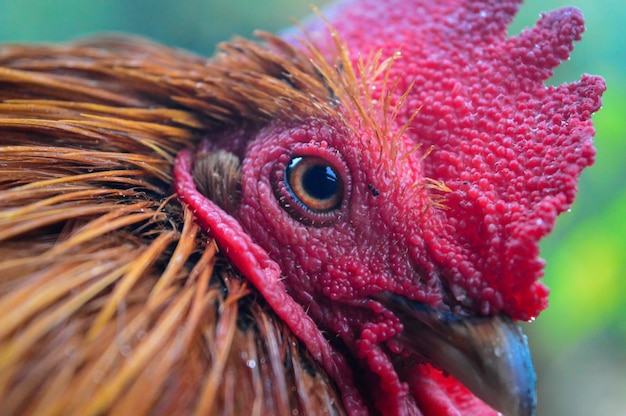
[376,293,536,416]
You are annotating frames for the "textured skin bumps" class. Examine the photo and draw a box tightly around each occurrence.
[309,0,606,320]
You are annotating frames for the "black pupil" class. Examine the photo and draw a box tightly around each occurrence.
[302,164,338,200]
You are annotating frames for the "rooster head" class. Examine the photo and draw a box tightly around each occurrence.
[174,0,605,414]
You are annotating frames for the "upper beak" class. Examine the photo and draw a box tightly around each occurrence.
[376,293,537,416]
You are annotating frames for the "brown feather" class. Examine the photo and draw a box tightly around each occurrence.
[192,150,242,216]
[0,34,344,415]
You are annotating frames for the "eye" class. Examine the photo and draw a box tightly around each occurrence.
[273,149,349,226]
[286,156,343,212]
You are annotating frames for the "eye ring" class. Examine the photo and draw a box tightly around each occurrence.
[286,156,343,212]
[273,148,349,226]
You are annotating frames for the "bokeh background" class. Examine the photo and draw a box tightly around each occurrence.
[1,0,624,414]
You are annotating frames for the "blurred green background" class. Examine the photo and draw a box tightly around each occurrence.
[1,0,624,414]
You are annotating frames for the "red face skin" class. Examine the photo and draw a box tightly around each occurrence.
[234,117,466,413]
[175,0,605,414]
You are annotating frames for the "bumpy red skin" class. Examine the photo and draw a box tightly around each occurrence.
[175,0,605,414]
[303,0,605,321]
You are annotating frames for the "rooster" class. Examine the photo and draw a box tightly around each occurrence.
[0,0,604,415]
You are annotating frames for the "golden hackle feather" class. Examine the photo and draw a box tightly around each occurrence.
[0,34,346,415]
